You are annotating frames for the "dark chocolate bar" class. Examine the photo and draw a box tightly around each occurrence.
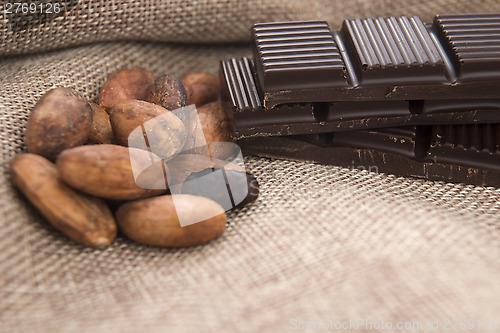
[238,124,500,187]
[220,13,500,139]
[252,13,500,106]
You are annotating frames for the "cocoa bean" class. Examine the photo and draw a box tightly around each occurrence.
[197,101,234,159]
[165,154,245,186]
[88,102,114,144]
[25,87,93,161]
[182,169,259,208]
[10,154,117,247]
[99,68,155,110]
[56,144,166,200]
[116,194,226,247]
[146,74,187,111]
[198,101,234,143]
[181,71,219,107]
[109,100,186,160]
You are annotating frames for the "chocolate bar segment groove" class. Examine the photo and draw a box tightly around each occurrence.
[322,126,432,159]
[433,13,500,82]
[220,13,500,138]
[234,13,500,110]
[221,57,262,112]
[239,124,500,187]
[430,124,500,170]
[253,21,349,93]
[341,16,448,84]
[220,59,500,137]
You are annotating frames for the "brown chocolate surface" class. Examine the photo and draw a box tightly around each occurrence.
[239,124,500,187]
[221,13,500,139]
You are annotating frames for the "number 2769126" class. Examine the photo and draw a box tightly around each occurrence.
[4,2,62,15]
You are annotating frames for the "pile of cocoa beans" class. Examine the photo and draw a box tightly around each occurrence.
[10,68,259,248]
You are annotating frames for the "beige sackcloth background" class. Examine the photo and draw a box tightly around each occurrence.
[1,1,500,332]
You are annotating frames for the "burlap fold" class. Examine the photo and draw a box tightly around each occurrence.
[3,0,500,55]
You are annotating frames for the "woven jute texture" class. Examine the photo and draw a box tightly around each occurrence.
[4,0,500,56]
[1,1,500,332]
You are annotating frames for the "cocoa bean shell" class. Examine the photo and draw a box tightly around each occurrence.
[109,100,186,160]
[197,101,234,143]
[197,102,235,159]
[10,154,117,247]
[88,102,114,144]
[56,144,166,200]
[25,87,93,161]
[98,68,156,110]
[146,74,187,111]
[166,154,245,186]
[181,71,219,107]
[116,194,226,247]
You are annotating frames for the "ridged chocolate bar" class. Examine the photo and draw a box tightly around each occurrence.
[252,21,349,92]
[340,16,447,85]
[251,13,500,106]
[221,13,500,139]
[433,13,500,82]
[239,124,500,187]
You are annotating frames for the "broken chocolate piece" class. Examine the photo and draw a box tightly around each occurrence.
[239,124,500,187]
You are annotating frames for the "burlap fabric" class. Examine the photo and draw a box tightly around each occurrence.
[1,1,500,332]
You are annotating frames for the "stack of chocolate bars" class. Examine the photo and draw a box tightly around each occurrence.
[220,13,500,186]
